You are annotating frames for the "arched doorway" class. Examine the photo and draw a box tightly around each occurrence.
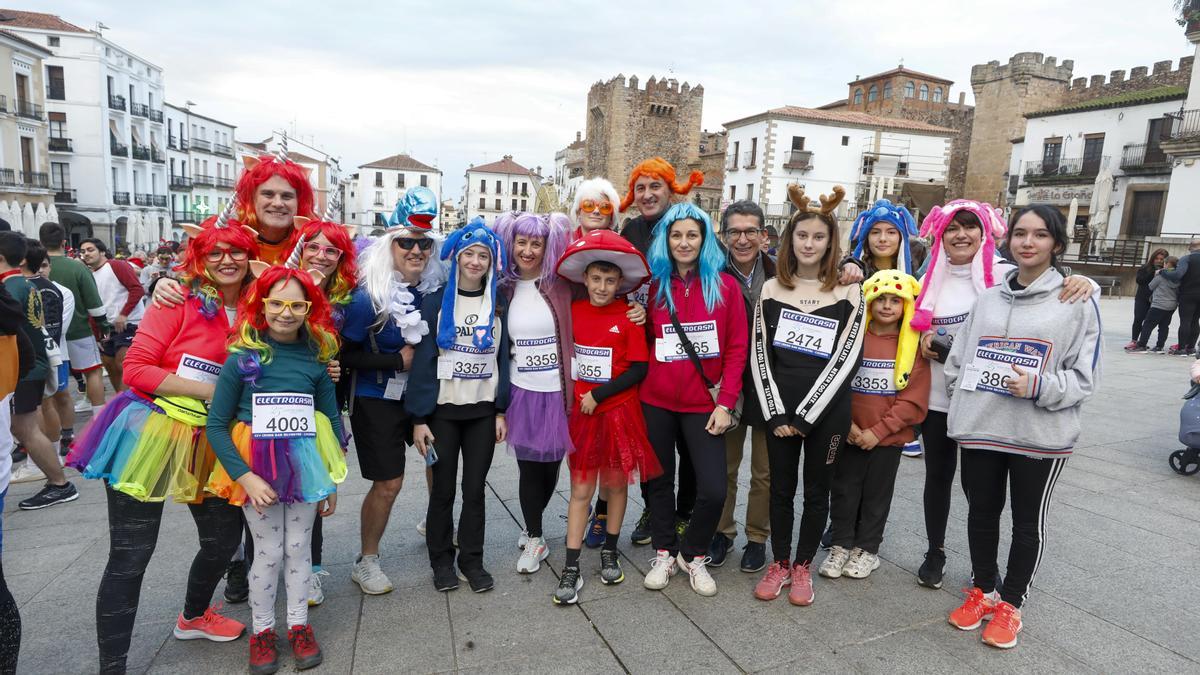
[58,210,93,248]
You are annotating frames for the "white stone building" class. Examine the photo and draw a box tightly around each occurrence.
[464,155,540,226]
[722,106,955,228]
[1163,21,1200,239]
[346,153,441,232]
[0,27,55,232]
[164,102,236,239]
[553,132,585,208]
[6,10,170,249]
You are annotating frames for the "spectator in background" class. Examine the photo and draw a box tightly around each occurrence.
[139,245,177,291]
[79,238,145,392]
[0,279,27,671]
[764,225,779,256]
[1161,239,1200,355]
[1129,256,1179,354]
[1130,248,1169,350]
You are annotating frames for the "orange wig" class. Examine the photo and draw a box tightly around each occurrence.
[619,157,703,212]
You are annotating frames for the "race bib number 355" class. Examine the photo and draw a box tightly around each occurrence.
[774,309,838,359]
[252,393,316,439]
[573,345,613,383]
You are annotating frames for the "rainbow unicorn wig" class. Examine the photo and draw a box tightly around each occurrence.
[648,202,726,312]
[911,199,1008,331]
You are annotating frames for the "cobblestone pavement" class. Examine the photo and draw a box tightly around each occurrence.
[4,296,1199,674]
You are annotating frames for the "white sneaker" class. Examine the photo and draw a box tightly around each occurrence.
[643,549,677,590]
[416,518,427,536]
[307,569,329,606]
[74,397,91,413]
[842,548,880,579]
[516,536,548,574]
[676,553,717,597]
[819,545,851,578]
[517,530,529,549]
[351,554,394,595]
[10,461,46,484]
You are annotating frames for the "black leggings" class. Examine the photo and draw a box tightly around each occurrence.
[0,558,18,675]
[1131,294,1152,342]
[97,484,242,673]
[921,410,959,552]
[517,459,561,538]
[766,396,851,565]
[1178,295,1200,351]
[960,448,1068,608]
[427,413,496,571]
[611,446,695,519]
[641,403,726,559]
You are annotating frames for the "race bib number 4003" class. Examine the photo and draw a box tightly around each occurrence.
[960,337,1049,397]
[573,345,613,383]
[438,343,496,380]
[773,309,838,359]
[850,359,896,395]
[514,336,558,373]
[656,320,720,362]
[252,393,316,439]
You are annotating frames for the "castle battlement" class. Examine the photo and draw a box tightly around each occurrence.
[971,52,1075,86]
[1063,56,1193,97]
[591,74,704,99]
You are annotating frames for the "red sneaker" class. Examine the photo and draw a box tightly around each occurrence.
[981,601,1022,649]
[753,561,792,601]
[948,587,997,631]
[173,604,245,642]
[249,629,279,675]
[788,562,815,606]
[288,624,324,670]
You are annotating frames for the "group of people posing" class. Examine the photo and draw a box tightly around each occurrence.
[0,148,1103,675]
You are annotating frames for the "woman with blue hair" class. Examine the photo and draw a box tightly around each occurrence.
[639,202,748,598]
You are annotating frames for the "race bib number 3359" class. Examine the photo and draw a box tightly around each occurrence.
[252,393,316,439]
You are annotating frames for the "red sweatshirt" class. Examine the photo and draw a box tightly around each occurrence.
[122,289,234,395]
[849,329,930,447]
[640,272,748,413]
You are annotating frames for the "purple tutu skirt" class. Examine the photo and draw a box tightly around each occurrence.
[506,385,573,462]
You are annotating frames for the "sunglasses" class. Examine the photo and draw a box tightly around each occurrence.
[264,298,312,315]
[394,237,434,251]
[579,199,614,216]
[303,242,344,261]
[205,248,250,263]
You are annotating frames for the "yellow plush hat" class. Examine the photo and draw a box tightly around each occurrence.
[862,270,922,390]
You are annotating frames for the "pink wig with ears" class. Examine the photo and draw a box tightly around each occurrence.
[911,199,1008,331]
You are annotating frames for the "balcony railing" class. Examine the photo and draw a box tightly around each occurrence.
[152,195,168,208]
[215,177,235,189]
[783,150,814,171]
[0,169,14,186]
[132,144,150,161]
[192,174,215,187]
[152,148,165,163]
[113,191,130,205]
[20,171,49,188]
[741,150,757,169]
[130,102,149,118]
[1121,143,1170,172]
[111,141,128,157]
[1021,156,1110,183]
[109,94,126,111]
[190,138,212,152]
[46,83,65,101]
[14,100,43,120]
[725,153,737,171]
[49,137,73,152]
[149,109,163,123]
[168,135,179,150]
[1062,237,1148,268]
[172,210,196,223]
[54,189,77,203]
[213,143,233,157]
[1168,109,1200,140]
[170,175,192,189]
[134,193,152,206]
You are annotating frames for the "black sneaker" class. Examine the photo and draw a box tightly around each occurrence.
[740,541,767,573]
[630,510,652,546]
[11,445,27,464]
[461,567,494,593]
[707,534,733,567]
[553,566,583,605]
[917,549,946,589]
[224,560,250,603]
[17,481,79,510]
[433,566,459,592]
[599,548,624,585]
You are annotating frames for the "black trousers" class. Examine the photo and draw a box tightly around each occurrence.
[427,413,496,571]
[921,410,959,552]
[0,558,17,675]
[311,513,323,566]
[766,396,851,565]
[642,403,727,559]
[97,484,242,673]
[1177,295,1200,351]
[517,458,561,538]
[829,444,902,554]
[628,443,695,518]
[1131,293,1152,342]
[961,448,1068,609]
[1137,307,1174,350]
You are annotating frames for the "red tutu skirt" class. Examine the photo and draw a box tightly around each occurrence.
[568,397,662,489]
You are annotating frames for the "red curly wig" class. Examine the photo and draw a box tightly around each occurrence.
[177,216,261,318]
[235,157,317,231]
[232,265,340,364]
[295,218,357,307]
[619,157,703,212]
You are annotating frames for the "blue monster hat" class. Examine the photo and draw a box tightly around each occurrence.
[436,217,505,351]
[849,199,919,274]
[384,186,439,231]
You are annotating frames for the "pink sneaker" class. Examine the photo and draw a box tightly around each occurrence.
[753,561,791,601]
[788,562,814,606]
[173,604,245,642]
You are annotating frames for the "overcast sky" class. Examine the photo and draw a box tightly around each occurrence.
[42,0,1192,197]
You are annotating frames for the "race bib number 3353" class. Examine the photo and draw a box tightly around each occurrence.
[252,393,316,439]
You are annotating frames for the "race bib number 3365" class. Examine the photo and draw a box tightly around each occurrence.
[252,393,316,439]
[656,320,719,362]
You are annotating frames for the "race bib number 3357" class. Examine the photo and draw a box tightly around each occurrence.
[252,393,316,439]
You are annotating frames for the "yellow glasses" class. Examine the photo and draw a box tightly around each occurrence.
[264,298,312,315]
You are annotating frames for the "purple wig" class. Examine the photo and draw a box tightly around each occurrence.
[494,211,570,289]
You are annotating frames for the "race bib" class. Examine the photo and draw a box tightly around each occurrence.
[656,320,720,362]
[177,353,222,385]
[438,343,496,380]
[573,344,612,383]
[850,359,896,395]
[774,309,838,359]
[629,282,650,309]
[252,393,316,439]
[383,376,407,401]
[959,337,1049,397]
[514,336,559,373]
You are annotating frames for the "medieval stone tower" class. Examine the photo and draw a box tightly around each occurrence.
[585,74,704,195]
[965,53,1075,204]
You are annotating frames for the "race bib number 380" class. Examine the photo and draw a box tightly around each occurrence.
[960,337,1049,396]
[252,393,316,439]
[774,309,838,359]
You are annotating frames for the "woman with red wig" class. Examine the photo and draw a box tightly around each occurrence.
[64,206,259,673]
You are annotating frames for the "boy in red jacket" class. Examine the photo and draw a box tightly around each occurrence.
[821,270,930,580]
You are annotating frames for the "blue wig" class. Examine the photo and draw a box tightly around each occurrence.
[849,199,918,274]
[436,217,505,351]
[648,202,726,312]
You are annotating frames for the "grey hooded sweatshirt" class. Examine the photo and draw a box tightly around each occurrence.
[944,267,1102,458]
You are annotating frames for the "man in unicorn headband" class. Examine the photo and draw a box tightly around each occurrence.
[343,185,445,595]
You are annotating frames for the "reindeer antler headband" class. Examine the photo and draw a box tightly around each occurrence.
[787,184,846,216]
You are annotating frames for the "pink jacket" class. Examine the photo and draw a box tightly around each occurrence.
[640,272,748,413]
